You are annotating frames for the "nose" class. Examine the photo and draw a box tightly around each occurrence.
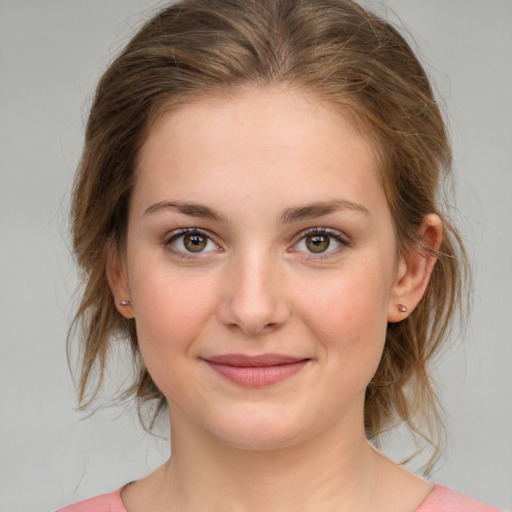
[217,251,290,336]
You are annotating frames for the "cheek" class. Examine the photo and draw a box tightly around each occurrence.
[295,260,392,369]
[128,260,219,382]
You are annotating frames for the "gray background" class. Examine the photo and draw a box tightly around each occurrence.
[1,1,511,511]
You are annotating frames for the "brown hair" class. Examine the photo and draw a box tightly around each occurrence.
[70,0,469,472]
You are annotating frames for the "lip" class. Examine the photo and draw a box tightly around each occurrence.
[203,353,310,387]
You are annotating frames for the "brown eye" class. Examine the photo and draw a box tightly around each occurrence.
[292,228,347,257]
[168,230,218,255]
[184,233,207,252]
[305,234,330,253]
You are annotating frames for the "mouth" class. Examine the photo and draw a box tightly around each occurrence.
[202,354,310,388]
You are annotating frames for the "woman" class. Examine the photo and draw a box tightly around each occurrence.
[58,0,500,510]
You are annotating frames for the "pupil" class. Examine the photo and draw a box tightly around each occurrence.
[184,233,206,252]
[307,235,329,253]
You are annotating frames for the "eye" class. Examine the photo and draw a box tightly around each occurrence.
[166,229,219,255]
[292,228,348,255]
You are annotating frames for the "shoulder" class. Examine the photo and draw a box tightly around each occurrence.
[55,487,126,512]
[416,484,504,512]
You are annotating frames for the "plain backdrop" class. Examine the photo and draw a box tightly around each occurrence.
[0,1,511,511]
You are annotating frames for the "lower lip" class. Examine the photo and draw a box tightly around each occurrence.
[205,360,309,387]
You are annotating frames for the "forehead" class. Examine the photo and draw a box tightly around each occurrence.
[133,86,387,219]
[138,85,378,159]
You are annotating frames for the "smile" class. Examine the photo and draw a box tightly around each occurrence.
[203,354,310,388]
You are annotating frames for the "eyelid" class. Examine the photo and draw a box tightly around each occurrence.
[298,226,350,242]
[164,227,210,243]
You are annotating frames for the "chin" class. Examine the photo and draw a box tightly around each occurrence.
[202,405,314,452]
[215,429,306,452]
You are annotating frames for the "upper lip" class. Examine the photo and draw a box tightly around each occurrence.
[203,354,309,367]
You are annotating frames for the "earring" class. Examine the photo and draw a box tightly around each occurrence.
[120,300,132,306]
[397,304,407,313]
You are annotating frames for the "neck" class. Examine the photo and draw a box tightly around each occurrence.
[160,404,383,512]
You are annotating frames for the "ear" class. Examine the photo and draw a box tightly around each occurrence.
[387,214,442,323]
[106,246,134,319]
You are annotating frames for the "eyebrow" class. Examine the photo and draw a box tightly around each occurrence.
[278,200,370,224]
[144,200,227,222]
[144,199,370,223]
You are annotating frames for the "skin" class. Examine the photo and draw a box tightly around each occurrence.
[108,86,442,512]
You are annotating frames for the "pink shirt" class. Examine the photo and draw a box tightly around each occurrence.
[57,484,503,511]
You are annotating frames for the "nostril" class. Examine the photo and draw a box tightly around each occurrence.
[217,298,290,336]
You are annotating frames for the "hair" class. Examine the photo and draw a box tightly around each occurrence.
[70,0,469,473]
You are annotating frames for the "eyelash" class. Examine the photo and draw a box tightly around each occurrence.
[163,227,351,260]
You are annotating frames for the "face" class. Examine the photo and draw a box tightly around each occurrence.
[111,87,415,450]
